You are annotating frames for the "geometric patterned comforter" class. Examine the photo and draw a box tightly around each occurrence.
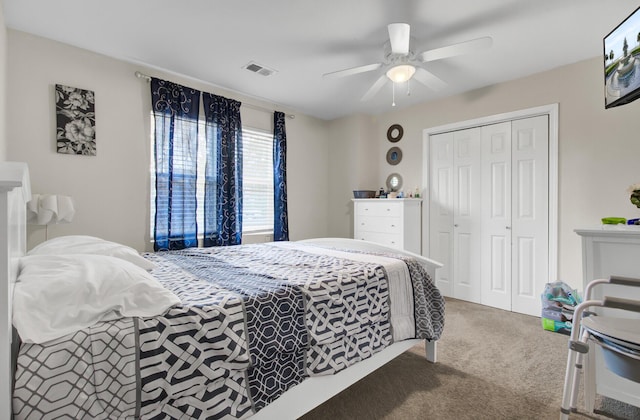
[12,243,444,419]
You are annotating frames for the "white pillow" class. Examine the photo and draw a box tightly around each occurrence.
[27,235,155,271]
[13,254,181,344]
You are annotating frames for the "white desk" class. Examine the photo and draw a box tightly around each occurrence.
[575,226,640,410]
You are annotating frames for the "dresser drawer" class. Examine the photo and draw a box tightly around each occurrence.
[354,232,403,250]
[352,199,422,254]
[355,201,402,217]
[355,216,402,234]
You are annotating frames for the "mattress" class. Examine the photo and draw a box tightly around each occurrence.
[12,242,444,419]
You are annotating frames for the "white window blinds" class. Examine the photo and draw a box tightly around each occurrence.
[151,118,274,238]
[242,127,274,232]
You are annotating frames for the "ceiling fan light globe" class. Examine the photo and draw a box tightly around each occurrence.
[386,64,416,83]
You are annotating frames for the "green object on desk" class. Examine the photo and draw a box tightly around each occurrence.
[601,217,627,225]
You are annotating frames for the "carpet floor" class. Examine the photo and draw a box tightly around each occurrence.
[300,298,640,420]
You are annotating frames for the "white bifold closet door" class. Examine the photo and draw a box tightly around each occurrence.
[429,127,482,304]
[429,132,455,300]
[480,122,512,310]
[429,115,548,316]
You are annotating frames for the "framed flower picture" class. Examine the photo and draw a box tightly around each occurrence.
[55,84,96,156]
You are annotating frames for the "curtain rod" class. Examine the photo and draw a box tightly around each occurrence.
[135,71,295,119]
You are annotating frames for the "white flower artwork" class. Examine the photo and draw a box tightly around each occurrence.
[55,84,96,156]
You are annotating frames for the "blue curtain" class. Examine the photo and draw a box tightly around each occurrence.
[151,78,201,251]
[202,93,243,246]
[273,111,289,241]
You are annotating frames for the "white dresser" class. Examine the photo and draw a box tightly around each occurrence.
[575,226,640,410]
[352,199,422,254]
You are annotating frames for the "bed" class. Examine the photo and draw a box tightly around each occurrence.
[0,162,444,419]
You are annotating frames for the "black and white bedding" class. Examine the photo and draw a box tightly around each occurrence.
[12,241,444,419]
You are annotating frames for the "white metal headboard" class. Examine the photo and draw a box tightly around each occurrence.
[0,162,31,420]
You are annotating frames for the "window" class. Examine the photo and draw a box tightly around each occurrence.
[150,117,274,239]
[242,127,274,233]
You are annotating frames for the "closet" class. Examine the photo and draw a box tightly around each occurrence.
[428,115,549,316]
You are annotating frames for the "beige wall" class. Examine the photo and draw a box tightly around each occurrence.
[326,114,379,237]
[7,27,640,291]
[6,30,331,251]
[331,57,640,290]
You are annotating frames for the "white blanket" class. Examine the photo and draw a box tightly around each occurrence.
[13,254,180,343]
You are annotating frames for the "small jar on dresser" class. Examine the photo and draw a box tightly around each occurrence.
[352,198,422,254]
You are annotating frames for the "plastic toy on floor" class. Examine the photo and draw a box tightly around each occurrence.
[541,281,581,335]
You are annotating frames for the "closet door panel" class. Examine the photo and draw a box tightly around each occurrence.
[453,128,481,303]
[434,231,452,294]
[429,132,454,297]
[515,236,535,295]
[511,115,549,316]
[481,122,512,310]
[457,166,472,216]
[490,236,508,289]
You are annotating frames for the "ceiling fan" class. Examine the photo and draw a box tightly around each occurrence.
[323,23,492,104]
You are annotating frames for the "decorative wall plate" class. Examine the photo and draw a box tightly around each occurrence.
[386,173,403,192]
[386,147,402,165]
[386,124,403,143]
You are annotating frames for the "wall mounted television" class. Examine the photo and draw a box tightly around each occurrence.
[604,6,640,108]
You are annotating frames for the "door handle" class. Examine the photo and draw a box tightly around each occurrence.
[506,226,511,230]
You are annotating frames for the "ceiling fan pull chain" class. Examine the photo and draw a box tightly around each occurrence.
[392,82,396,107]
[407,79,411,97]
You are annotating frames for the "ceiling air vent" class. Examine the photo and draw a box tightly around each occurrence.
[243,61,277,77]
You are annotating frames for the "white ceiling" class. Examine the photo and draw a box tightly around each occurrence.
[3,0,638,120]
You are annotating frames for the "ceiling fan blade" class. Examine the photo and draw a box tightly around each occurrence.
[323,63,383,79]
[361,75,388,101]
[388,23,410,55]
[418,36,493,63]
[413,67,447,91]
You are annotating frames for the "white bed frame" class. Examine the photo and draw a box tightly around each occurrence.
[0,162,442,420]
[0,162,30,420]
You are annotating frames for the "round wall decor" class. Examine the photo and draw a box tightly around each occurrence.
[386,147,402,165]
[386,124,403,142]
[386,173,403,192]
